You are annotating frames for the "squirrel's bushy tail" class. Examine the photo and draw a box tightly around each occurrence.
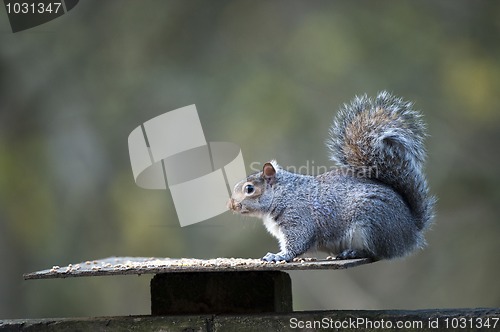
[328,91,435,230]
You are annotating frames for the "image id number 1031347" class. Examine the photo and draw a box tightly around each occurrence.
[5,1,62,14]
[442,317,498,329]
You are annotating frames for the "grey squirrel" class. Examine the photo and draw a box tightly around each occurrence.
[228,91,435,262]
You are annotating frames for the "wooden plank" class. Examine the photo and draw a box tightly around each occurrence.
[1,308,499,331]
[23,256,372,280]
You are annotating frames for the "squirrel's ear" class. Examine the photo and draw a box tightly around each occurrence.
[262,162,276,185]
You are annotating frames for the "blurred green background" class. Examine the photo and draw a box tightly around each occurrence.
[1,0,499,319]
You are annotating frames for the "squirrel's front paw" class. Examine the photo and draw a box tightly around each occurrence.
[261,252,290,262]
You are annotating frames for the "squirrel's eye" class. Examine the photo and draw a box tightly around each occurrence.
[243,184,255,195]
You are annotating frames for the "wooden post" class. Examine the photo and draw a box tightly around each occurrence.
[150,271,292,315]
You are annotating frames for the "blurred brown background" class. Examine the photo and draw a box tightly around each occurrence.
[1,0,499,318]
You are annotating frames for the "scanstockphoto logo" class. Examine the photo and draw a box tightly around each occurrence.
[249,161,380,178]
[128,105,247,227]
[3,0,79,33]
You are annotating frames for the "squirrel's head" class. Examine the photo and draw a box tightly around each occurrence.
[227,161,279,217]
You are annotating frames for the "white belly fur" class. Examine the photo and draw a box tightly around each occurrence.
[262,214,286,251]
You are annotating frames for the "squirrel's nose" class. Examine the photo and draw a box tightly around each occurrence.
[227,198,234,211]
[227,198,240,211]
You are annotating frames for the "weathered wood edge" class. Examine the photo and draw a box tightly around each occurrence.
[1,308,499,331]
[23,256,373,280]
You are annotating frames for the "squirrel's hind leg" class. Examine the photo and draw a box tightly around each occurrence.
[336,249,375,260]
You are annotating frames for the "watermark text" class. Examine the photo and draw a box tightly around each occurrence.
[250,160,379,178]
